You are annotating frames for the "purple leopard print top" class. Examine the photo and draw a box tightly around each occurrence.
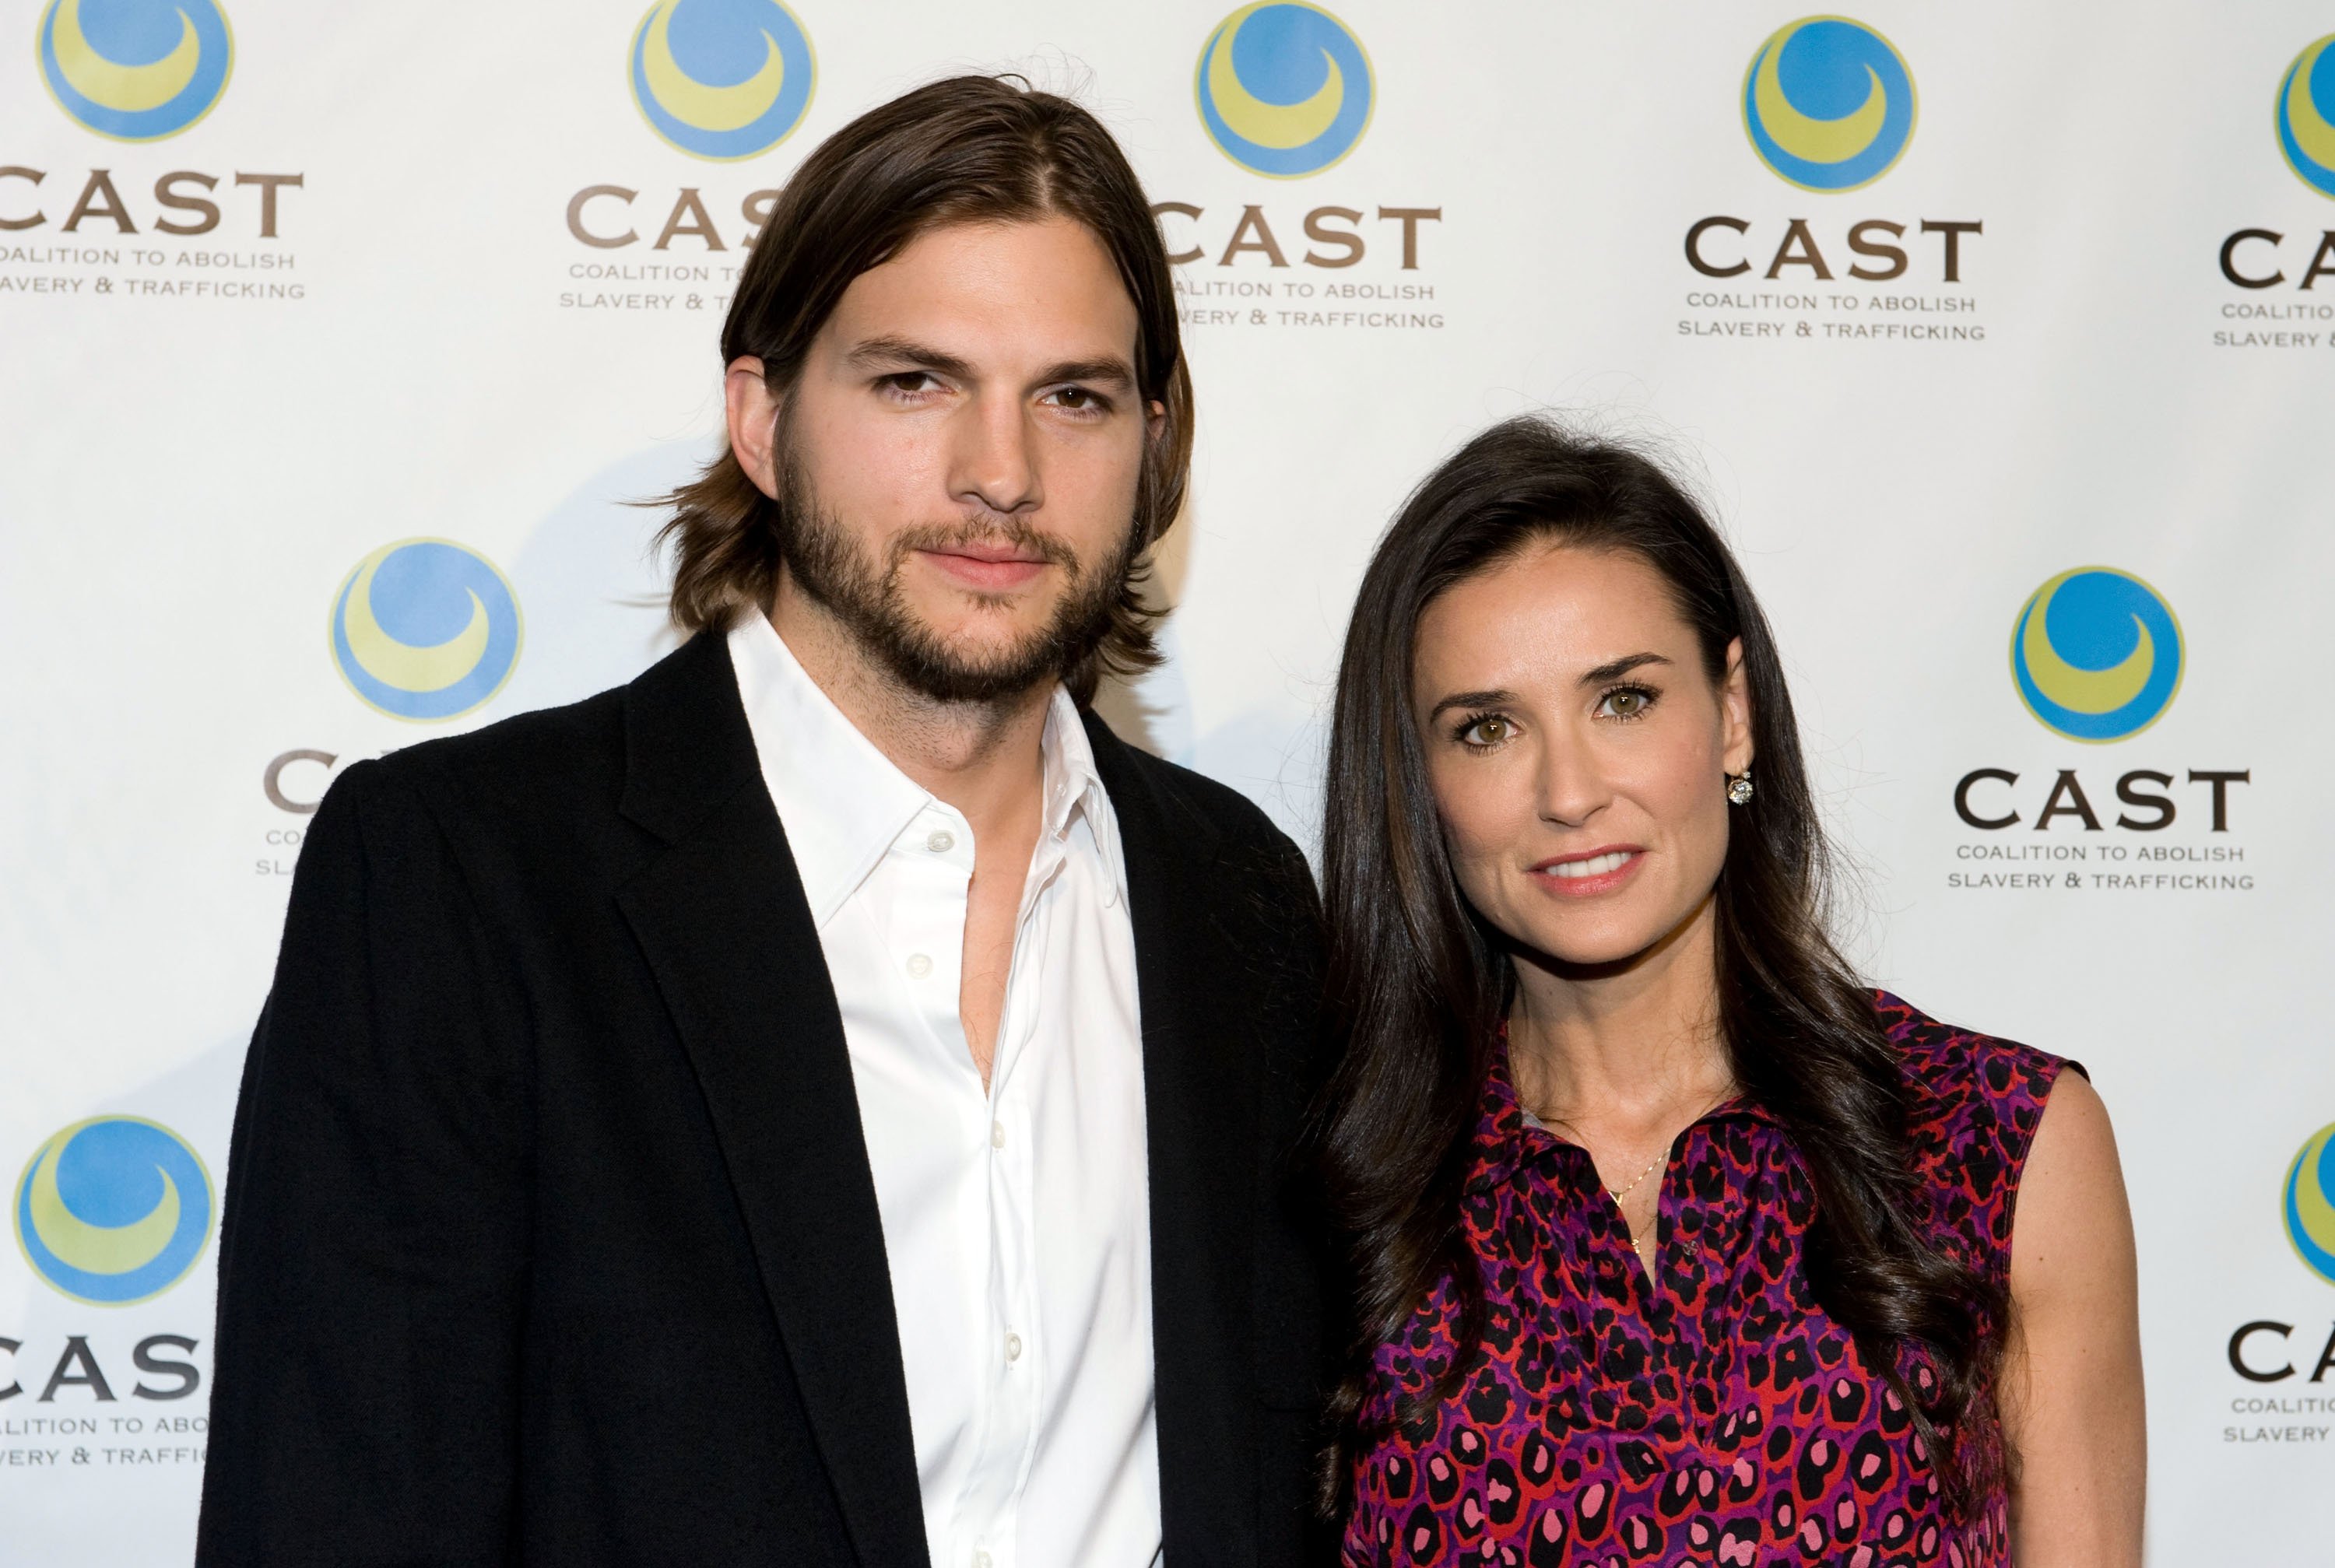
[1342,992,2066,1568]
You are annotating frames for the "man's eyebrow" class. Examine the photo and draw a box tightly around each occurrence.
[1034,356,1137,391]
[1427,687,1516,720]
[1581,652,1671,685]
[844,335,976,380]
[842,339,1137,395]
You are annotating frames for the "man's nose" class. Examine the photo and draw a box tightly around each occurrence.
[949,394,1042,516]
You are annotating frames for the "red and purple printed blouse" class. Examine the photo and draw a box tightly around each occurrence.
[1343,992,2066,1568]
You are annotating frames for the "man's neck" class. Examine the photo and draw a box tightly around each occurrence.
[762,590,1052,840]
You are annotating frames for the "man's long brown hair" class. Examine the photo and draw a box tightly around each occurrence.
[659,75,1194,706]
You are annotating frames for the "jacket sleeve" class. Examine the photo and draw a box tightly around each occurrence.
[196,758,530,1567]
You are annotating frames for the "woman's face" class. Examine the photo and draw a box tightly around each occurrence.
[1410,542,1752,970]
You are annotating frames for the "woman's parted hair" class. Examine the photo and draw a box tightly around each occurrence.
[660,75,1194,705]
[1318,416,2006,1510]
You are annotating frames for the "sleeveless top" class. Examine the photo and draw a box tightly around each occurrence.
[1341,993,2066,1568]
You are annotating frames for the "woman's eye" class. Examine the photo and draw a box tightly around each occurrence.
[1599,686,1653,721]
[1460,716,1512,746]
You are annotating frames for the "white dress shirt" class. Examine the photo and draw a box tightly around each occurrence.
[728,615,1160,1568]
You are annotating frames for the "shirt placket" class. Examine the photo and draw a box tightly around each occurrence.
[971,827,1076,1568]
[943,817,1076,1568]
[884,804,1003,1568]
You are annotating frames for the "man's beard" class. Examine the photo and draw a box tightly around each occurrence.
[774,448,1139,705]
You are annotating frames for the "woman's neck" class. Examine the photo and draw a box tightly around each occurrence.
[1505,894,1738,1133]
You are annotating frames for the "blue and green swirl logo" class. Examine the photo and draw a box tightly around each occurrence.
[37,0,234,142]
[2284,1122,2335,1286]
[1742,16,1915,192]
[629,0,814,162]
[1196,3,1373,179]
[16,1118,214,1306]
[2010,568,2184,744]
[2277,34,2335,198]
[331,539,523,723]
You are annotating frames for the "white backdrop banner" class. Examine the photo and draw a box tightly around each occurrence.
[4,2,2332,1562]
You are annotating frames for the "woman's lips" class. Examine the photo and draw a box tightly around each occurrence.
[1526,847,1645,897]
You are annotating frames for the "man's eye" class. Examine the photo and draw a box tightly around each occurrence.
[882,372,939,395]
[1048,386,1104,412]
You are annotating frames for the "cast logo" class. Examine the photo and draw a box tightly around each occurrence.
[2222,1121,2335,1386]
[2285,1122,2335,1287]
[1742,16,1915,193]
[2278,34,2335,199]
[1195,2,1373,179]
[330,539,524,723]
[2212,37,2335,293]
[2010,568,2184,744]
[628,0,814,162]
[15,1117,214,1305]
[37,0,233,143]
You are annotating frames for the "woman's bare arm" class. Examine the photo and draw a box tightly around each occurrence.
[2000,1068,2146,1566]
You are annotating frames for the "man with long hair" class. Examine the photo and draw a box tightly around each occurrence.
[198,78,1331,1568]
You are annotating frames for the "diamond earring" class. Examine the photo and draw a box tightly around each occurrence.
[1726,769,1754,806]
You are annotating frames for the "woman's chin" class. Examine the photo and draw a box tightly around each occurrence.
[1512,924,1668,976]
[1504,892,1715,977]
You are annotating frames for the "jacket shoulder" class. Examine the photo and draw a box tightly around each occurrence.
[361,682,630,814]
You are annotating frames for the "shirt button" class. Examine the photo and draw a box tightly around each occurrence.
[926,830,956,854]
[972,1553,991,1568]
[1005,1331,1023,1363]
[905,953,932,980]
[990,1121,1006,1149]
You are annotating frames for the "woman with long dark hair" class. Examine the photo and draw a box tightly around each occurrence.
[1321,418,2144,1566]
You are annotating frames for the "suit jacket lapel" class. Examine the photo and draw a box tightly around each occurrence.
[1087,715,1262,1568]
[614,633,928,1568]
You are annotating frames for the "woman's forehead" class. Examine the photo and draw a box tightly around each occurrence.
[1416,546,1695,680]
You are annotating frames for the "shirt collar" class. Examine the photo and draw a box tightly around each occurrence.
[727,613,1125,926]
[1038,686,1128,905]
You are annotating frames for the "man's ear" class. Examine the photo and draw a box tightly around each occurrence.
[1146,397,1168,446]
[724,356,781,499]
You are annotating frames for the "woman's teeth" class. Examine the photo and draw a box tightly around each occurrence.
[1551,851,1631,879]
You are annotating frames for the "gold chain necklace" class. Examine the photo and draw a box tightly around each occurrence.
[1599,1143,1668,1203]
[1536,1086,1738,1265]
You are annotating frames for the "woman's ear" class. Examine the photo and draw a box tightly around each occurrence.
[1720,637,1754,777]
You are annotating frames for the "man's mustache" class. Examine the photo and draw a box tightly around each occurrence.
[887,517,1081,574]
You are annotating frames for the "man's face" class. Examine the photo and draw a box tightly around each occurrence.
[730,216,1162,703]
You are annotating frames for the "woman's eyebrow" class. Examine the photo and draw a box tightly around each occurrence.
[1578,652,1670,686]
[1425,655,1673,721]
[1427,687,1515,720]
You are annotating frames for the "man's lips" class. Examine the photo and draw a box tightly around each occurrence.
[918,543,1052,591]
[1526,846,1645,896]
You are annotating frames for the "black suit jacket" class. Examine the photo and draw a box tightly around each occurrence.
[196,631,1333,1567]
